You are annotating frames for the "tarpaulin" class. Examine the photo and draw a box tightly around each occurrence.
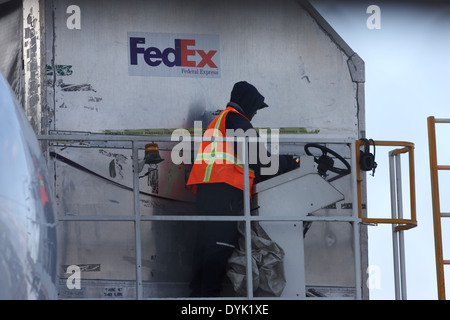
[227,221,286,297]
[0,0,23,105]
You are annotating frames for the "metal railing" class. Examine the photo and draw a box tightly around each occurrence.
[39,132,365,299]
[356,140,417,230]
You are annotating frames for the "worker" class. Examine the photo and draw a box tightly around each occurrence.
[186,81,298,297]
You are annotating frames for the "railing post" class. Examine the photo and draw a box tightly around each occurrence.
[243,136,253,299]
[132,141,143,299]
[428,116,446,300]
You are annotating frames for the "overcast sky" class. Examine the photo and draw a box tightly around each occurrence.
[310,0,450,299]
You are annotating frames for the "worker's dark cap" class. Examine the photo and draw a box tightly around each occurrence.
[230,81,268,118]
[259,101,269,109]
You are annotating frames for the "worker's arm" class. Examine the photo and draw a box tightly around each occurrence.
[225,113,298,182]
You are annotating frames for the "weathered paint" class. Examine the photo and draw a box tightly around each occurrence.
[23,0,44,134]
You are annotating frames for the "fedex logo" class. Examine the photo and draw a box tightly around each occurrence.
[128,32,221,78]
[130,38,217,68]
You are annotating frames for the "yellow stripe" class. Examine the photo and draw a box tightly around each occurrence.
[203,110,228,181]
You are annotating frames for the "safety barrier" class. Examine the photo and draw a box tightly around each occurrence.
[356,140,417,230]
[37,132,419,299]
[38,132,363,300]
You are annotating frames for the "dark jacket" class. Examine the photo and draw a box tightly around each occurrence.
[224,81,292,183]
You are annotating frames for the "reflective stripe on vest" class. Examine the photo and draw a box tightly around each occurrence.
[203,110,228,182]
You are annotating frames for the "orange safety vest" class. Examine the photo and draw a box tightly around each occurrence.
[38,173,49,206]
[186,106,255,195]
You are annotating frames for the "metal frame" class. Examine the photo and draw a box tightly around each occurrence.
[355,139,417,299]
[356,140,417,230]
[38,132,364,300]
[389,148,407,299]
[428,116,450,300]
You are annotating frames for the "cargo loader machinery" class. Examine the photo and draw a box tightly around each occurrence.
[1,0,419,299]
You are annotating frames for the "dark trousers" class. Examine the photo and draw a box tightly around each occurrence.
[190,183,243,297]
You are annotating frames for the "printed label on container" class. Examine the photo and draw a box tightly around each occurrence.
[128,32,220,78]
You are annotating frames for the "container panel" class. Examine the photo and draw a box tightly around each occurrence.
[44,0,366,299]
[47,0,358,138]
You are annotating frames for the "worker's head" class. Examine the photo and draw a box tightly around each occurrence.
[229,81,268,121]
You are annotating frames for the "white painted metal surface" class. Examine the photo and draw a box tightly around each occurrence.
[32,0,368,299]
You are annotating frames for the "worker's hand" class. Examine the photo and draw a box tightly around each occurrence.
[285,155,300,171]
[293,156,300,168]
